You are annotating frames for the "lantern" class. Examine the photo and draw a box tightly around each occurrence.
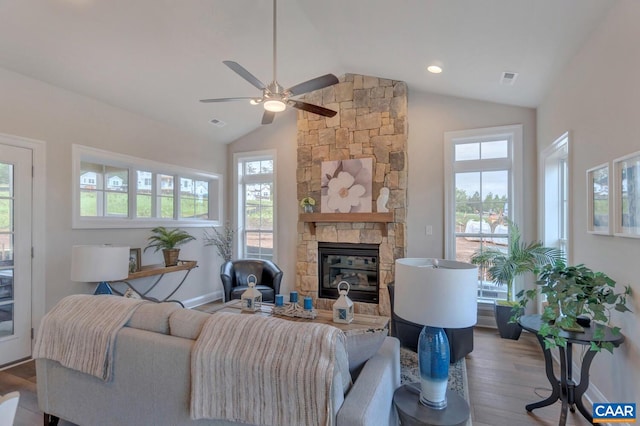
[240,274,262,313]
[332,281,354,323]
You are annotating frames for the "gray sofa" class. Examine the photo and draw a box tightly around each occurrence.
[37,302,400,426]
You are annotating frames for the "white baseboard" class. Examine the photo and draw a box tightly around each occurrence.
[181,291,222,309]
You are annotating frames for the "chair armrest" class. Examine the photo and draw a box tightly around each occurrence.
[337,337,400,426]
[220,261,234,302]
[262,260,283,295]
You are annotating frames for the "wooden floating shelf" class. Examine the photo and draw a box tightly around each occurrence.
[299,212,394,237]
[126,260,197,280]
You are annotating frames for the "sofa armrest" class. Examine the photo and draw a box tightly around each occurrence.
[337,336,400,426]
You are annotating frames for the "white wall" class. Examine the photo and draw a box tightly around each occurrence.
[406,92,536,258]
[228,89,536,297]
[0,67,228,322]
[537,1,639,404]
[227,112,298,295]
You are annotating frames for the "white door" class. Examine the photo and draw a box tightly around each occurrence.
[0,144,32,366]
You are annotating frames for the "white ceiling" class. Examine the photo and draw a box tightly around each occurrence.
[0,0,616,144]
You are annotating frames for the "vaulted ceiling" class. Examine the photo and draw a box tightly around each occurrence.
[0,0,616,144]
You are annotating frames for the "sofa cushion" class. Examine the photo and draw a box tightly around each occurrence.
[346,328,387,375]
[169,308,211,340]
[126,302,181,334]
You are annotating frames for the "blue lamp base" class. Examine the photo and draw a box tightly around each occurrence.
[418,325,450,409]
[94,281,114,295]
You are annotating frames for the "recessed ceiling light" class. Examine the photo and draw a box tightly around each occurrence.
[427,65,443,74]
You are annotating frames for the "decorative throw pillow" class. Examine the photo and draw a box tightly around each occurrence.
[345,328,387,375]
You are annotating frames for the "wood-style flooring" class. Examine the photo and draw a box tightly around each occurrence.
[1,327,594,426]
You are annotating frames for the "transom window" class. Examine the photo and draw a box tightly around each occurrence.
[73,145,221,229]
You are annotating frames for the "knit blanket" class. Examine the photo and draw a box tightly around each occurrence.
[191,312,345,426]
[33,294,147,381]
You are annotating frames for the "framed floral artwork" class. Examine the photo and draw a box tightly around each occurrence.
[613,151,640,238]
[586,163,611,235]
[321,158,373,213]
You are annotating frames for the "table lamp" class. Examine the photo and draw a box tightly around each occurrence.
[394,258,477,409]
[71,245,130,295]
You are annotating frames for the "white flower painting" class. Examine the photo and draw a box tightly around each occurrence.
[321,158,372,213]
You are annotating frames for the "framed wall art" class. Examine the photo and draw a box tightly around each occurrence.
[129,248,142,273]
[586,163,611,235]
[320,158,373,213]
[613,151,640,238]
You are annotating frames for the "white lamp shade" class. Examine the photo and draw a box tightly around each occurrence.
[394,258,478,329]
[71,245,130,282]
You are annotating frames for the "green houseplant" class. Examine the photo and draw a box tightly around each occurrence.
[470,219,564,339]
[515,263,632,352]
[145,227,195,267]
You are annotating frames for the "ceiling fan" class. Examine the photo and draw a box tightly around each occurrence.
[200,0,339,125]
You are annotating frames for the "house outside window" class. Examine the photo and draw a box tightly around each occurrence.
[444,125,523,303]
[234,151,276,262]
[73,145,221,228]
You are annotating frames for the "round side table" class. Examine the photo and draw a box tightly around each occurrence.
[393,384,469,426]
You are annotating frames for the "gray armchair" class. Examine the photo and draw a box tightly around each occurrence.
[220,259,283,303]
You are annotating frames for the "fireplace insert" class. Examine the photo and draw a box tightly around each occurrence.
[318,242,379,304]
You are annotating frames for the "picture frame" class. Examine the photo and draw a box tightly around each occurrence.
[586,163,611,235]
[129,248,142,273]
[613,151,640,238]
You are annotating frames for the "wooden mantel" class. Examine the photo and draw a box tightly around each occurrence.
[299,212,394,236]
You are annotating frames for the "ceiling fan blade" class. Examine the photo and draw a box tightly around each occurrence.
[286,74,339,96]
[262,110,276,125]
[200,97,255,103]
[289,100,337,118]
[223,60,266,90]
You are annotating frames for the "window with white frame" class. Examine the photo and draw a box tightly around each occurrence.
[73,145,221,229]
[540,133,569,259]
[234,151,276,261]
[444,125,523,302]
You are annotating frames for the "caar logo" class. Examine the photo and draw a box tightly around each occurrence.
[593,403,636,423]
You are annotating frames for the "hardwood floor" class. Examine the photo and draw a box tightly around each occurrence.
[1,327,594,426]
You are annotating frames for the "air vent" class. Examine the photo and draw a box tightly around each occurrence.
[500,71,519,85]
[209,118,226,127]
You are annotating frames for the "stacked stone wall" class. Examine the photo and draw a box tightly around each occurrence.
[296,73,407,316]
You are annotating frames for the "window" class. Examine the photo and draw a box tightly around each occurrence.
[234,151,276,261]
[73,145,221,229]
[444,125,523,303]
[540,133,569,258]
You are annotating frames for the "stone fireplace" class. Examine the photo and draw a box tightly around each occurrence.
[296,73,407,316]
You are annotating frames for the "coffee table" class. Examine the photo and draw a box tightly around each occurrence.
[206,300,389,335]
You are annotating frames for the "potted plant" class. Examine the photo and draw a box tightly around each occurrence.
[203,223,235,263]
[515,263,632,352]
[300,196,316,213]
[144,227,195,267]
[470,219,564,339]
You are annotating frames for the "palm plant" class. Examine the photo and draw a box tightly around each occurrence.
[470,219,565,302]
[145,227,195,266]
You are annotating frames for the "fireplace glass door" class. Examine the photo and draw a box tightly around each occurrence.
[318,243,379,303]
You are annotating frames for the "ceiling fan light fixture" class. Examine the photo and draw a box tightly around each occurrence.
[264,99,286,112]
[249,98,261,105]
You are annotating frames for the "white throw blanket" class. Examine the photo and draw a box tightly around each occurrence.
[191,312,345,426]
[33,294,147,381]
